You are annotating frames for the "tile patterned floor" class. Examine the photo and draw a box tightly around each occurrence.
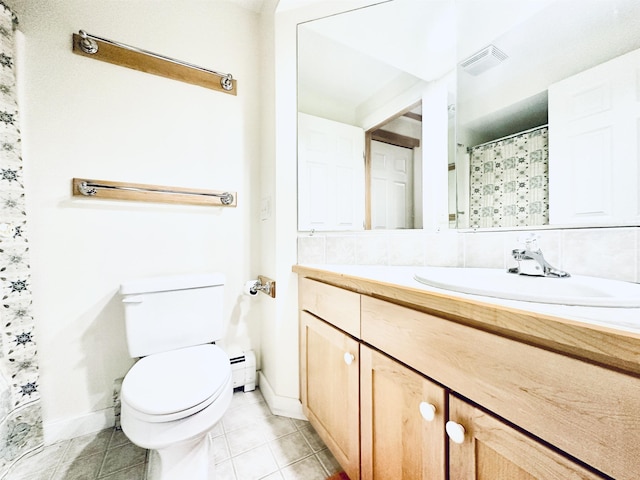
[6,388,341,480]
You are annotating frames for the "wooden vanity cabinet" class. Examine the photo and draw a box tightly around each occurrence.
[298,276,629,479]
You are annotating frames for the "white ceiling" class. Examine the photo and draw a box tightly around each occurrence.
[298,0,455,124]
[458,0,640,141]
[303,0,455,82]
[298,0,640,136]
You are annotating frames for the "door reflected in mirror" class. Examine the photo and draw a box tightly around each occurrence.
[366,104,423,230]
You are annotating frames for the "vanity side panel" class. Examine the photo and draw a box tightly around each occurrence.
[299,277,361,337]
[361,296,640,480]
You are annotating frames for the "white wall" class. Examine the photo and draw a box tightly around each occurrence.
[257,0,387,417]
[15,0,263,443]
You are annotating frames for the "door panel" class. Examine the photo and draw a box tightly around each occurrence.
[300,312,360,480]
[361,346,446,480]
[448,396,605,480]
[370,140,414,229]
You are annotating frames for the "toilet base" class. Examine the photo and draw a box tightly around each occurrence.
[121,361,233,480]
[147,433,217,480]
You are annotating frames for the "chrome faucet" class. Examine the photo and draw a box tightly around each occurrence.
[507,234,570,278]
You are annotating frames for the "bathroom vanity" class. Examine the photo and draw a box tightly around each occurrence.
[293,264,640,480]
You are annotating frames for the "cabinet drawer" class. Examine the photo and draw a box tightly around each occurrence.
[299,277,360,337]
[361,296,640,480]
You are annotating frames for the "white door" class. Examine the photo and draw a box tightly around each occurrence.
[298,113,365,231]
[370,140,414,229]
[549,47,640,225]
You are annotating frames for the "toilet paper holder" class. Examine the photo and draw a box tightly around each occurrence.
[250,276,276,298]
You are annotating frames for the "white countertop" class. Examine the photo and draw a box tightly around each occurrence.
[297,264,640,335]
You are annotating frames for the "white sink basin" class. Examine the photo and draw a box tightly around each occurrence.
[414,267,640,307]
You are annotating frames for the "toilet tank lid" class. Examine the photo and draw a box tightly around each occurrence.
[120,273,225,295]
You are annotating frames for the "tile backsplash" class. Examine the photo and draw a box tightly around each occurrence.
[297,227,640,283]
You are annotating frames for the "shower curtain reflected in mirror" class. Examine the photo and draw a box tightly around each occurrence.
[468,126,549,229]
[0,3,43,476]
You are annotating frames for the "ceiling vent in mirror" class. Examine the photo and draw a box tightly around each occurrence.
[460,45,508,75]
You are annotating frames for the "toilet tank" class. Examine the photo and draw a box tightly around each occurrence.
[120,273,225,358]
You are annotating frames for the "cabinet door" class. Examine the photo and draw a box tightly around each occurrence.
[447,396,605,480]
[300,312,360,480]
[360,346,446,480]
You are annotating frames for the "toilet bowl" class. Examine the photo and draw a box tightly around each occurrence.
[119,273,232,480]
[121,344,233,480]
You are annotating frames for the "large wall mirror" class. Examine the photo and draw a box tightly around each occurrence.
[297,0,640,232]
[297,0,455,232]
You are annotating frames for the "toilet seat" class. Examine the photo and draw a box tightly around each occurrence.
[122,344,231,423]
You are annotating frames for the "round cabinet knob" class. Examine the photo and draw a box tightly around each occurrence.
[445,421,466,444]
[419,402,437,422]
[343,352,355,365]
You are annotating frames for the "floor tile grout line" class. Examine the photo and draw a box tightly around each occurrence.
[227,418,304,460]
[264,430,325,473]
[97,459,147,479]
[217,429,234,466]
[45,438,74,480]
[227,445,240,480]
[285,450,330,473]
[95,428,120,479]
[259,441,282,480]
[315,452,332,477]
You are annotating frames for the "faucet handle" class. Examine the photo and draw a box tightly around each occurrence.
[517,232,540,251]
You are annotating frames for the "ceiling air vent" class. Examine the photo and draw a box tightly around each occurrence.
[460,45,508,76]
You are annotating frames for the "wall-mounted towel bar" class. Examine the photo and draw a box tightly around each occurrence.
[72,178,237,207]
[72,30,237,95]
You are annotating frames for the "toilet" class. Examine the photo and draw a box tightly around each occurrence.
[119,273,233,480]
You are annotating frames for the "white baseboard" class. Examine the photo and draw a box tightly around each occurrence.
[258,372,306,420]
[43,375,304,445]
[44,408,115,445]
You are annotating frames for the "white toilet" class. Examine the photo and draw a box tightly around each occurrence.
[119,273,233,480]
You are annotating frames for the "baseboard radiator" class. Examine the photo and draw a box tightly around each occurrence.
[230,350,257,392]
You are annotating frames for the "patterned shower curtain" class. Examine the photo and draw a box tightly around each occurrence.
[0,3,43,477]
[468,125,549,228]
